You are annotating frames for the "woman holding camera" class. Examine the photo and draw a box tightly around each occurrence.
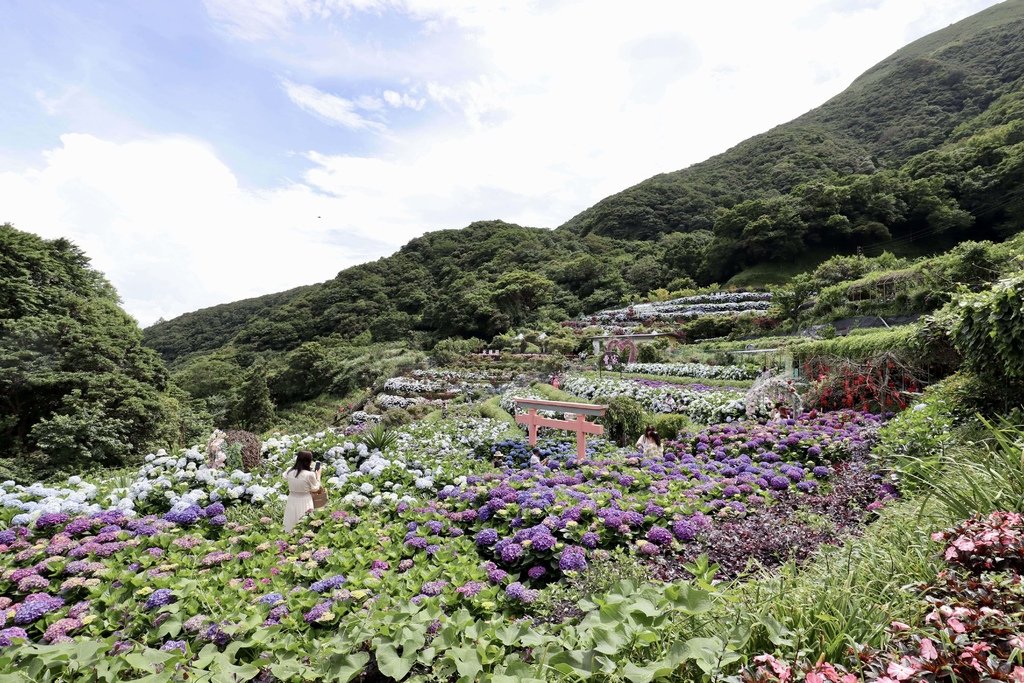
[283,450,322,532]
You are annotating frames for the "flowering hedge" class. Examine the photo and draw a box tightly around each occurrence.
[562,375,755,423]
[586,292,772,323]
[624,362,757,381]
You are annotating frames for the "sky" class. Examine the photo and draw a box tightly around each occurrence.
[0,0,1005,326]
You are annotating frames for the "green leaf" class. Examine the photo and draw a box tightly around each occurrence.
[323,652,369,683]
[446,646,482,680]
[375,643,417,681]
[590,626,629,656]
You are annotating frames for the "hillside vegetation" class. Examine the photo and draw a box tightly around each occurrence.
[145,1,1024,367]
[0,225,198,481]
[562,0,1024,281]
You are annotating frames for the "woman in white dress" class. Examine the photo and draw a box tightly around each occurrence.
[635,426,663,457]
[283,450,321,533]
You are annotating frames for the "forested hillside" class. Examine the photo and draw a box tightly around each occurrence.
[0,224,199,481]
[561,0,1024,280]
[145,1,1024,367]
[145,222,669,363]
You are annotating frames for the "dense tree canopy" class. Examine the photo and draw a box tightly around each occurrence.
[0,225,182,479]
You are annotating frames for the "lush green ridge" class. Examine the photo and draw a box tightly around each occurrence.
[144,285,311,364]
[145,2,1024,367]
[561,0,1024,243]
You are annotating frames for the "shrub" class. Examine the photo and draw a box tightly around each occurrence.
[596,396,648,447]
[637,343,663,363]
[652,413,691,441]
[381,408,413,428]
[361,424,400,452]
[873,391,956,493]
[953,274,1024,391]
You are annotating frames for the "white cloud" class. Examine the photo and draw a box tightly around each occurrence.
[281,80,386,131]
[0,134,392,325]
[383,89,425,110]
[2,0,1004,325]
[34,86,83,116]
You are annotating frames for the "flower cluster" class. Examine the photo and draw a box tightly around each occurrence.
[585,292,772,323]
[623,362,757,381]
[562,375,755,422]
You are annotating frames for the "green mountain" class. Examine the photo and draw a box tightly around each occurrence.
[144,1,1024,364]
[561,0,1024,247]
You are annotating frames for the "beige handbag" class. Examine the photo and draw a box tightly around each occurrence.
[310,464,327,508]
[311,486,327,509]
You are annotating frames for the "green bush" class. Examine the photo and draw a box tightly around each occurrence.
[652,413,692,442]
[478,396,516,424]
[953,274,1024,385]
[637,344,663,363]
[596,395,648,447]
[793,326,918,361]
[873,390,957,492]
[381,408,413,428]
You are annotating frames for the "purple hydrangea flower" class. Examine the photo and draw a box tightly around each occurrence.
[499,543,524,564]
[527,565,547,580]
[559,546,588,572]
[204,502,225,518]
[420,581,447,596]
[13,594,64,625]
[474,528,499,546]
[310,575,346,593]
[164,506,201,526]
[812,466,830,478]
[530,532,557,552]
[581,532,600,548]
[303,600,334,624]
[145,589,176,611]
[455,581,485,597]
[646,526,673,546]
[35,512,70,530]
[209,515,228,527]
[160,640,187,653]
[505,582,538,603]
[0,628,29,647]
[487,568,508,583]
[258,593,284,606]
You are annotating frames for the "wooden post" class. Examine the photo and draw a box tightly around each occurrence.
[575,413,588,462]
[526,409,538,446]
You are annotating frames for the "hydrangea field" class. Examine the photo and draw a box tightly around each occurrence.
[1,354,1018,682]
[585,292,773,324]
[0,388,908,681]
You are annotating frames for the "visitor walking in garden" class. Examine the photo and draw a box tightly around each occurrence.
[283,450,321,533]
[635,426,662,457]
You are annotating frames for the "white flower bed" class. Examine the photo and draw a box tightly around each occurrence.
[585,291,772,323]
[623,362,756,381]
[375,393,427,410]
[384,376,451,394]
[1,479,104,527]
[0,417,518,523]
[561,375,754,423]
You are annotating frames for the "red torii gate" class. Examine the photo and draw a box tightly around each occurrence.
[513,397,607,462]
